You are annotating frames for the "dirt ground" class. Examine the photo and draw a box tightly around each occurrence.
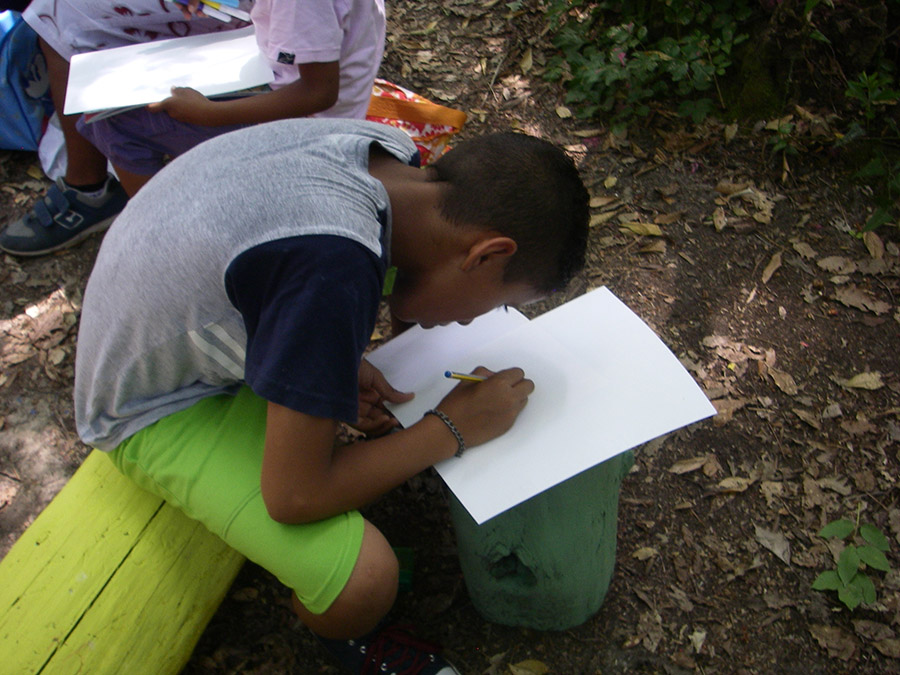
[2,1,899,673]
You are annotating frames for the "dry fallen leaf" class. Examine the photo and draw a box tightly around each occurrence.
[852,619,895,642]
[717,476,754,493]
[724,123,738,143]
[712,397,749,425]
[754,524,791,565]
[589,212,617,227]
[863,231,884,260]
[793,408,821,429]
[873,639,900,659]
[760,481,784,508]
[590,195,619,209]
[809,625,857,661]
[715,180,749,196]
[621,222,663,237]
[834,371,884,390]
[690,628,707,654]
[769,367,798,395]
[654,211,682,225]
[571,128,604,137]
[739,188,775,224]
[712,206,727,232]
[519,47,533,74]
[639,240,666,254]
[632,546,658,560]
[47,347,66,366]
[817,255,857,274]
[484,650,509,675]
[555,105,572,119]
[669,456,709,474]
[792,241,817,259]
[834,285,891,315]
[818,476,851,496]
[761,251,782,283]
[702,454,723,477]
[508,659,549,675]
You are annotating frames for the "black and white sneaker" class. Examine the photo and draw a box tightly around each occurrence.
[317,624,460,674]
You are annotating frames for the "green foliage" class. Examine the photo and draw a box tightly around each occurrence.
[812,511,892,611]
[842,67,900,232]
[767,120,799,157]
[845,70,900,123]
[542,0,899,232]
[853,154,900,232]
[544,0,753,124]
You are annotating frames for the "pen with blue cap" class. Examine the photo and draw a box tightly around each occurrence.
[444,371,487,383]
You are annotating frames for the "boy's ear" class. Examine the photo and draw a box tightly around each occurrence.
[460,236,518,271]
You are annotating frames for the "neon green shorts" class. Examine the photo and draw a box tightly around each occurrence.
[108,386,364,614]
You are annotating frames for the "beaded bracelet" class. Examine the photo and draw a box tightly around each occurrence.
[425,408,466,457]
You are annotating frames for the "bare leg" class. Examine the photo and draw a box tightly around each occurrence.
[292,519,398,640]
[113,165,153,197]
[41,38,108,187]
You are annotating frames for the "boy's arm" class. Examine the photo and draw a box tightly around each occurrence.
[146,61,340,126]
[260,367,534,524]
[261,403,457,524]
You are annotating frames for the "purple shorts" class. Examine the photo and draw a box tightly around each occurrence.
[77,107,249,176]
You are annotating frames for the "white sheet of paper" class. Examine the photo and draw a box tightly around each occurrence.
[64,27,274,115]
[368,287,717,524]
[367,307,529,393]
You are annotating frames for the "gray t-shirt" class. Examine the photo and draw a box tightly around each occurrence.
[74,118,418,450]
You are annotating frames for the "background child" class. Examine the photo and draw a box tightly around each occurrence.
[74,118,589,673]
[1,0,385,256]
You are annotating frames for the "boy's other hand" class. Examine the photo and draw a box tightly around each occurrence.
[437,367,534,448]
[147,87,213,125]
[355,360,414,437]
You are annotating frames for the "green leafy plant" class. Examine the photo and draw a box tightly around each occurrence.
[854,156,900,232]
[544,0,752,124]
[812,511,892,610]
[767,119,799,156]
[845,70,900,126]
[842,68,900,232]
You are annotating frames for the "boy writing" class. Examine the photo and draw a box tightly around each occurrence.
[1,0,384,256]
[74,118,589,673]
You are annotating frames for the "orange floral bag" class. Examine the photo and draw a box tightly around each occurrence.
[366,79,467,166]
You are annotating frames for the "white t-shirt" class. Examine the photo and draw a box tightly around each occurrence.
[24,0,385,120]
[252,0,385,119]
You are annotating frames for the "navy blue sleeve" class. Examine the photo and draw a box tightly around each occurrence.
[225,235,384,423]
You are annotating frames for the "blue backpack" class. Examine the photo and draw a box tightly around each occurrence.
[0,10,53,151]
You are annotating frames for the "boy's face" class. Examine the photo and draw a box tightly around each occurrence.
[389,273,541,329]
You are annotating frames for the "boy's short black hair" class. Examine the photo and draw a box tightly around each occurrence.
[429,132,589,294]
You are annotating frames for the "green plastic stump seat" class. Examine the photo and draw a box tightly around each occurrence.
[448,450,634,630]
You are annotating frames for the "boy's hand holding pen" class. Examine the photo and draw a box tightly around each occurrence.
[433,366,534,452]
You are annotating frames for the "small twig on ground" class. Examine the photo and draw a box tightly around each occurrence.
[483,51,508,103]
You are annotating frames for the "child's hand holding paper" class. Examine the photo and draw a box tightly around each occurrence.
[147,86,214,125]
[353,359,413,437]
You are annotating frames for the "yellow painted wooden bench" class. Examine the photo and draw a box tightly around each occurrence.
[0,449,245,674]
